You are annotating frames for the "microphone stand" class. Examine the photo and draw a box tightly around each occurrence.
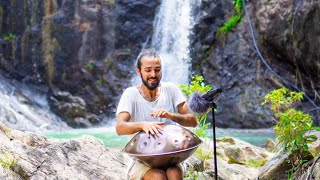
[210,102,218,180]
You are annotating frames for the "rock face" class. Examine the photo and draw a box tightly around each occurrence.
[0,122,128,179]
[191,0,320,128]
[48,90,102,127]
[0,0,159,126]
[255,0,320,83]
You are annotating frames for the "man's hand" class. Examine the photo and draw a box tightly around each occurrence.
[141,121,164,137]
[151,105,198,127]
[151,108,172,119]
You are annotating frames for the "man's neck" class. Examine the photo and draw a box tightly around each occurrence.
[138,84,160,102]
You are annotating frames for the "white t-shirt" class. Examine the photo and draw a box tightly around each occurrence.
[116,82,186,124]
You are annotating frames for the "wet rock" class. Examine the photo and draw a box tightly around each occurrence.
[225,147,246,164]
[307,131,320,155]
[13,89,33,105]
[48,90,102,128]
[265,139,277,152]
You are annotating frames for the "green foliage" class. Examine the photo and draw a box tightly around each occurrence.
[185,167,200,179]
[0,33,16,43]
[233,0,243,13]
[195,147,213,171]
[0,151,17,169]
[219,14,243,33]
[245,159,267,168]
[262,88,315,163]
[180,75,214,173]
[195,113,211,138]
[86,63,94,71]
[179,75,212,98]
[1,33,16,41]
[217,0,244,33]
[180,75,212,138]
[311,126,320,131]
[97,78,104,86]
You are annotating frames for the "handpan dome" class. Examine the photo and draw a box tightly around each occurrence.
[123,124,202,168]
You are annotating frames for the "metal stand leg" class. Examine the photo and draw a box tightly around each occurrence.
[211,103,218,180]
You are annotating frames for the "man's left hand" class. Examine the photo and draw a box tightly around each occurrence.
[151,108,172,119]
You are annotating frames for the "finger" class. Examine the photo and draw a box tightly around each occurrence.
[159,111,167,117]
[145,130,149,137]
[155,123,164,131]
[152,126,159,134]
[156,122,165,125]
[148,127,155,135]
[157,110,165,117]
[150,110,159,117]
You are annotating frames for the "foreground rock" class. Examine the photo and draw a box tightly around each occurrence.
[1,121,277,180]
[9,121,320,180]
[185,137,273,180]
[0,122,127,179]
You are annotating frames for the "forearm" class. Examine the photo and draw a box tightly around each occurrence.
[116,121,143,135]
[168,112,198,127]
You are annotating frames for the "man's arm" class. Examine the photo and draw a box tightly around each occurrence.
[151,101,198,127]
[116,112,165,137]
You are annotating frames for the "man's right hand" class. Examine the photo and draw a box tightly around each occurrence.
[140,121,164,137]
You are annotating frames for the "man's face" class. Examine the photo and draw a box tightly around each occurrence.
[137,56,162,91]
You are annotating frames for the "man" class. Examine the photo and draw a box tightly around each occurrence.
[116,49,197,180]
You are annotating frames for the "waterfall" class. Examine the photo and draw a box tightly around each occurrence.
[151,0,202,84]
[132,0,202,85]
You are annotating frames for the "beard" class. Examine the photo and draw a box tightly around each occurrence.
[141,76,161,91]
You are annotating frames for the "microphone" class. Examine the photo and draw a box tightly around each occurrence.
[189,88,223,114]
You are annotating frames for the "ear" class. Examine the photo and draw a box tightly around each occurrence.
[136,68,141,77]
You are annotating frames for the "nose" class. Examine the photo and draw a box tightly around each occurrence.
[150,70,156,77]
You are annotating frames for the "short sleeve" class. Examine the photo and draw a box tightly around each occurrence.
[169,83,186,108]
[116,89,133,116]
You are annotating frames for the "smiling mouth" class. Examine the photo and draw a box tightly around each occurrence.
[148,79,158,83]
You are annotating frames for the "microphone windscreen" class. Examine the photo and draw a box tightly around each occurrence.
[188,92,211,114]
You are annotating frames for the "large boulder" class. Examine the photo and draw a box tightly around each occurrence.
[48,91,102,127]
[0,122,128,179]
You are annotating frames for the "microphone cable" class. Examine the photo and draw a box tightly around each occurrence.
[241,0,320,114]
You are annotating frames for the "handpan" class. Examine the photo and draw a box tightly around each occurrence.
[123,124,202,168]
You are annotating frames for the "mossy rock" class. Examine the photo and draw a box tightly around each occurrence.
[217,137,236,145]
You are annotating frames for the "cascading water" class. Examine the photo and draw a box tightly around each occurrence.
[133,0,202,84]
[0,74,69,133]
[151,0,202,84]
